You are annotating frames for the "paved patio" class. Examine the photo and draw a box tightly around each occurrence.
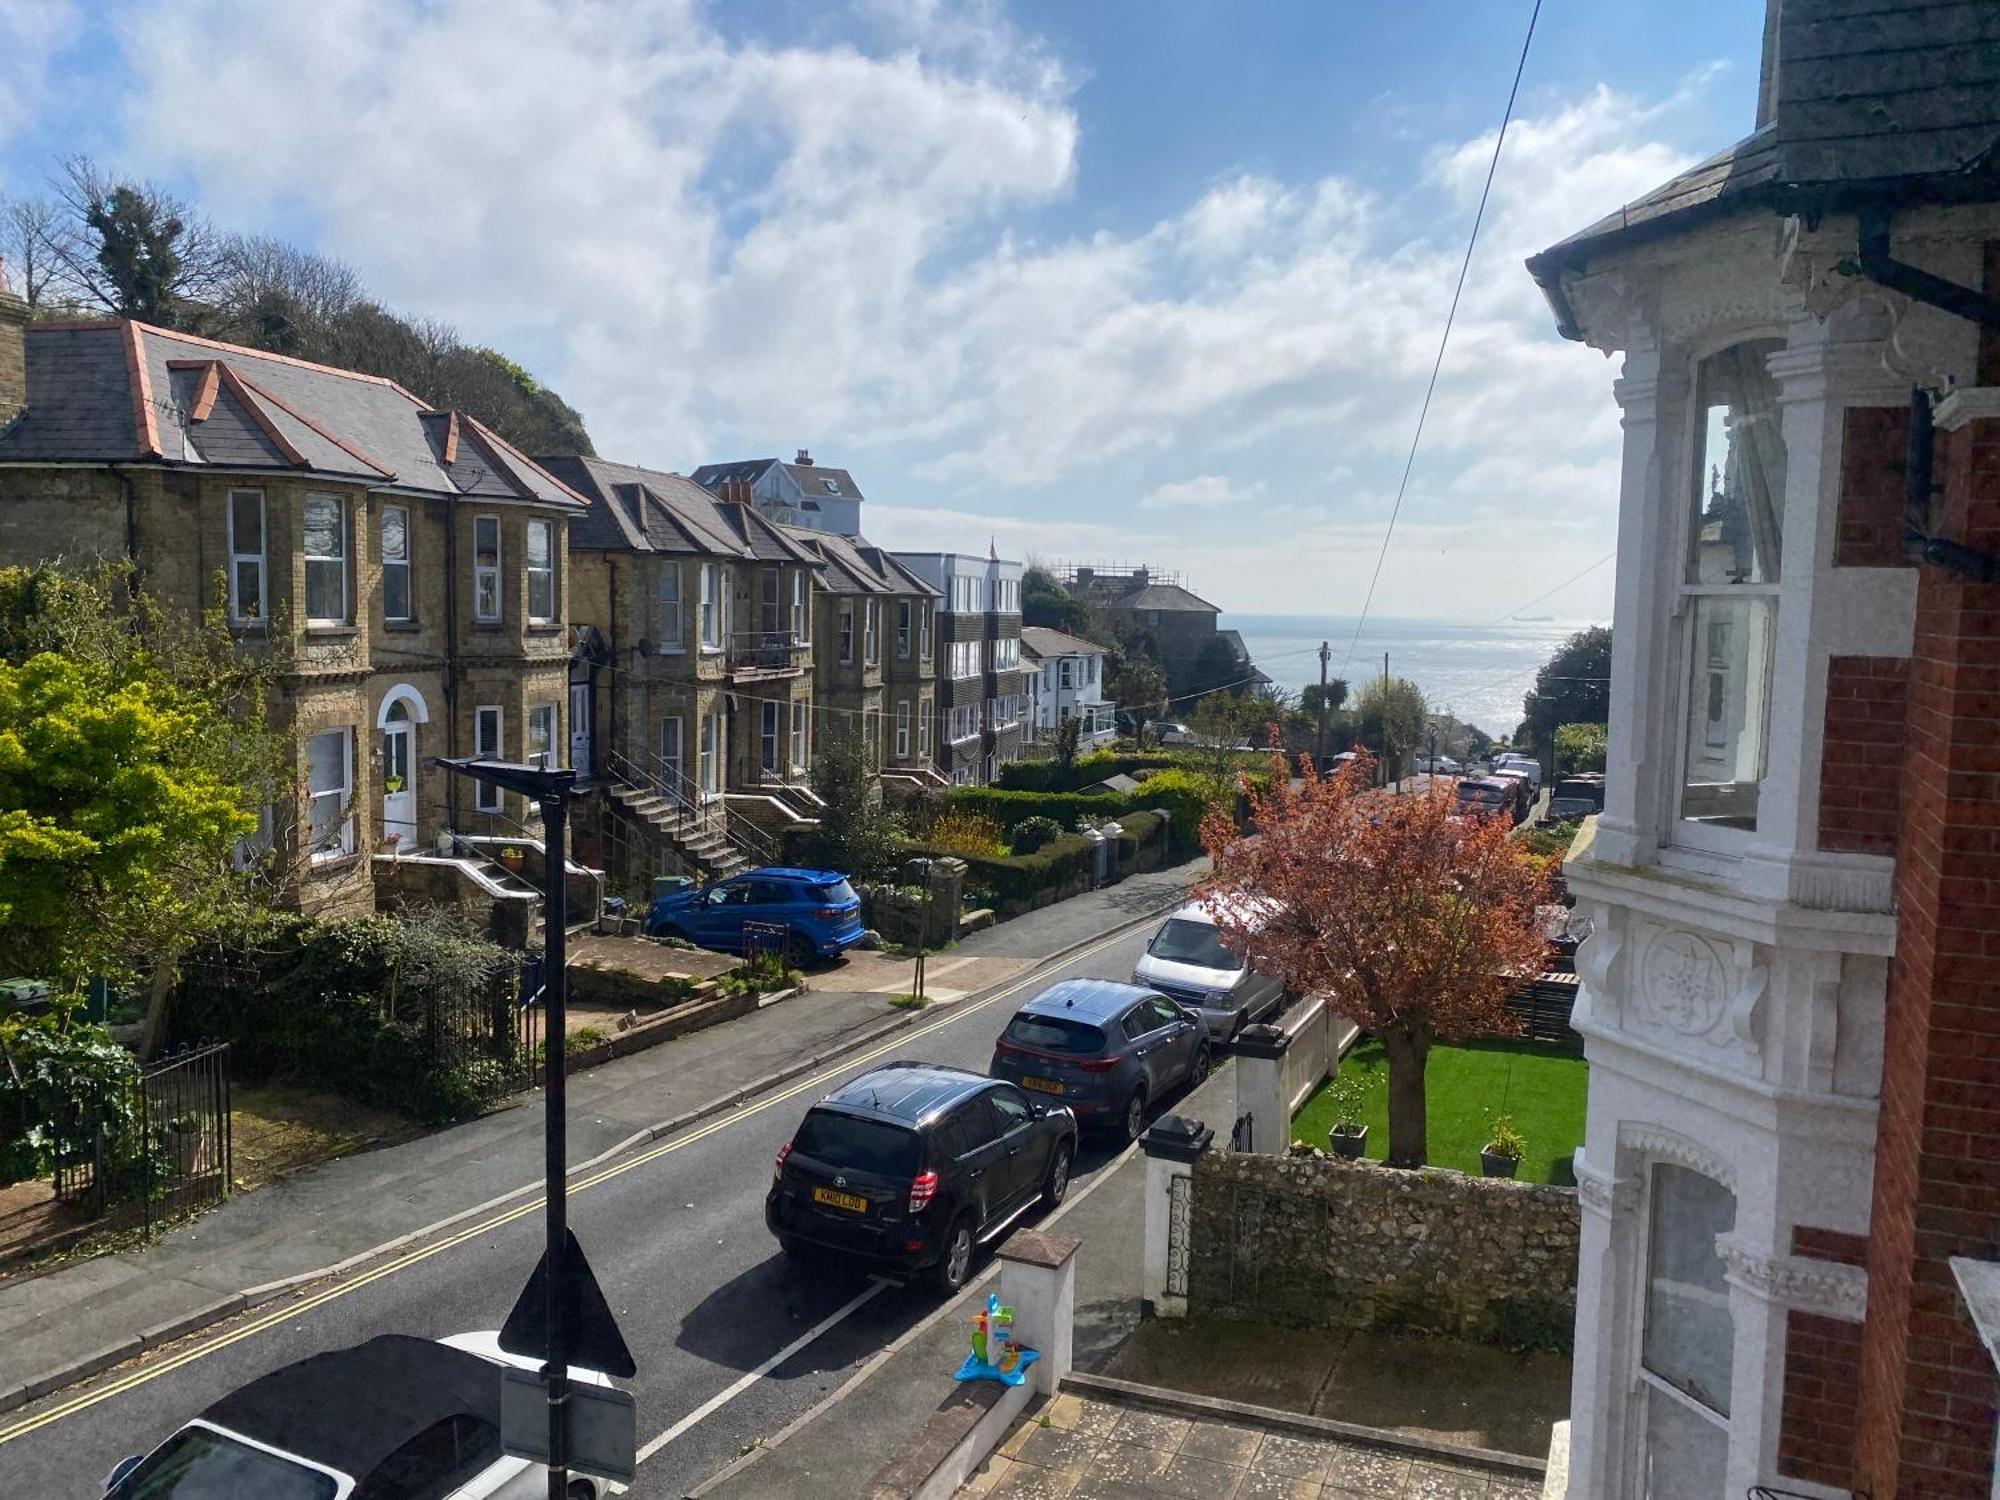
[962,1389,1545,1500]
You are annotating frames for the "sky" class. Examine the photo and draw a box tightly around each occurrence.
[0,0,1768,623]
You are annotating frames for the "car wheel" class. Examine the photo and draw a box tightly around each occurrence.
[1189,1043,1212,1089]
[1040,1141,1073,1210]
[930,1216,976,1294]
[777,1233,808,1260]
[658,923,690,945]
[1120,1089,1148,1145]
[566,1480,598,1500]
[787,933,817,969]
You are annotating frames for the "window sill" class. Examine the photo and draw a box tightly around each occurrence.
[526,623,563,635]
[229,620,268,634]
[658,645,687,656]
[309,851,363,875]
[472,620,507,631]
[304,624,359,638]
[381,620,422,632]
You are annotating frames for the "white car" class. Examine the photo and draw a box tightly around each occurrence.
[1493,755,1544,795]
[1132,899,1288,1041]
[102,1332,618,1500]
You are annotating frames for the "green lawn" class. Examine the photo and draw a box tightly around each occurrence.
[1292,1038,1586,1185]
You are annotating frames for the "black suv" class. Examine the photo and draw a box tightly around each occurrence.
[766,1063,1079,1292]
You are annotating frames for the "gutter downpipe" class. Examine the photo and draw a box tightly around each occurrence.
[445,498,461,837]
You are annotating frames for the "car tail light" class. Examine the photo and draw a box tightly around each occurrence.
[907,1169,939,1214]
[773,1142,792,1183]
[1077,1056,1120,1073]
[993,1037,1025,1055]
[815,907,841,918]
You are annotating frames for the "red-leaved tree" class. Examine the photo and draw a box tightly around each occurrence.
[1197,751,1552,1168]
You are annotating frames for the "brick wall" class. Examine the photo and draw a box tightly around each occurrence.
[1817,655,1909,855]
[1835,404,1915,568]
[1779,1310,1867,1488]
[1792,1224,1870,1268]
[1853,415,2000,1498]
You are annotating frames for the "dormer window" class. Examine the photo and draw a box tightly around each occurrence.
[824,479,840,495]
[1674,340,1785,846]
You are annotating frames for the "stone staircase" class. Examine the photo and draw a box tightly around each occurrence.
[603,768,751,883]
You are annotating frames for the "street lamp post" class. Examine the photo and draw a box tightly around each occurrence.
[435,756,581,1500]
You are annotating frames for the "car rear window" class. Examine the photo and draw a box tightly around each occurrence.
[1458,785,1507,806]
[109,1427,338,1500]
[819,879,858,905]
[792,1110,920,1176]
[1147,918,1242,971]
[1003,1014,1106,1056]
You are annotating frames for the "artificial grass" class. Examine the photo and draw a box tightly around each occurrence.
[1292,1037,1586,1186]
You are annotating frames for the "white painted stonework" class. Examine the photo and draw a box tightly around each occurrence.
[1549,205,1989,1499]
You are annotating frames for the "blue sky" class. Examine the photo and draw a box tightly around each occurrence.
[0,0,1767,621]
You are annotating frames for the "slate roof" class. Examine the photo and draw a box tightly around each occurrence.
[1020,626,1106,660]
[781,524,938,597]
[0,321,584,508]
[690,457,867,505]
[1120,582,1221,614]
[538,454,815,563]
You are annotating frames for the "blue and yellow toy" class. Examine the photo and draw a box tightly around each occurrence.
[954,1292,1040,1385]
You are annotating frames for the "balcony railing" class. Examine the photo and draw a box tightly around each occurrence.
[727,631,807,678]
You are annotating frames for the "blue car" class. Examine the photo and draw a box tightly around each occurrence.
[645,867,865,964]
[989,979,1211,1143]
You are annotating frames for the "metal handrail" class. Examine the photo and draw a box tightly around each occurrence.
[604,744,777,870]
[727,630,806,674]
[723,802,780,866]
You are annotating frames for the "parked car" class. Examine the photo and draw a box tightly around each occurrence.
[766,1064,1077,1293]
[1131,900,1286,1041]
[1545,796,1598,823]
[1455,775,1528,825]
[1416,755,1463,775]
[644,866,864,964]
[1553,775,1606,812]
[1494,754,1545,795]
[102,1331,618,1499]
[1154,720,1195,744]
[990,978,1211,1143]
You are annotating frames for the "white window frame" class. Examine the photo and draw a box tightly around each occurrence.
[790,703,807,773]
[699,709,722,798]
[895,700,910,759]
[699,564,722,651]
[379,504,412,623]
[525,519,556,624]
[1059,658,1073,690]
[920,601,933,659]
[760,700,780,777]
[473,515,503,624]
[660,715,684,785]
[657,561,684,652]
[306,728,354,861]
[474,707,503,811]
[226,488,265,625]
[918,697,932,757]
[897,600,912,659]
[864,599,879,665]
[839,599,855,664]
[791,570,809,646]
[303,493,349,626]
[528,702,558,768]
[759,568,782,638]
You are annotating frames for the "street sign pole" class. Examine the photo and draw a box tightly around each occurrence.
[541,786,570,1500]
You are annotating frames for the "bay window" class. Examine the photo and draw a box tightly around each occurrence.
[380,505,411,622]
[761,701,780,777]
[918,697,932,756]
[790,703,807,772]
[1640,1163,1736,1494]
[699,564,722,650]
[227,489,265,624]
[526,519,556,623]
[304,494,348,625]
[1675,340,1785,843]
[839,599,855,663]
[897,600,912,658]
[528,703,557,767]
[473,516,502,623]
[306,728,354,859]
[660,716,684,785]
[700,709,722,797]
[658,562,683,652]
[792,570,809,645]
[920,601,932,659]
[864,599,879,664]
[895,700,910,758]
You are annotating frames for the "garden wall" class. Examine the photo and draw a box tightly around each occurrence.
[1186,1150,1580,1351]
[904,811,1173,919]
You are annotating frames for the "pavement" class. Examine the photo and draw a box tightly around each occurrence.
[0,856,1206,1498]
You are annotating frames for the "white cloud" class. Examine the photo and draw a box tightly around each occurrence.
[1140,474,1263,511]
[95,4,1702,621]
[0,0,76,175]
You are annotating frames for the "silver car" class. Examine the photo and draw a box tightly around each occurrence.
[1132,901,1286,1042]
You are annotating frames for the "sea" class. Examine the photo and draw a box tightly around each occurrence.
[1223,614,1602,740]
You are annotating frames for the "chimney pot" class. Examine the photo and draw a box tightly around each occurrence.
[796,448,812,465]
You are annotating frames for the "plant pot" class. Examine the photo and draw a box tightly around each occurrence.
[499,850,526,873]
[1328,1124,1367,1160]
[1480,1148,1520,1179]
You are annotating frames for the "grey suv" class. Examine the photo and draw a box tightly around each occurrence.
[990,979,1211,1143]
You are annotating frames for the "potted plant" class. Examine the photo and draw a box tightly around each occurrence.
[1324,1072,1369,1160]
[1481,1113,1525,1178]
[498,845,527,873]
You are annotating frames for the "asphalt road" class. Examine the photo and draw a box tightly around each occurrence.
[0,917,1177,1500]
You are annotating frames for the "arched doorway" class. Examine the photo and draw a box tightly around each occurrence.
[382,699,416,845]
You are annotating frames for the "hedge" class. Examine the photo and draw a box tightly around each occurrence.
[905,831,1098,908]
[997,748,1274,793]
[943,767,1257,847]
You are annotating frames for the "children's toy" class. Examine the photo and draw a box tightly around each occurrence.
[954,1292,1040,1386]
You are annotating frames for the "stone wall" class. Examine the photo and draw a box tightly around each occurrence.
[1187,1151,1581,1351]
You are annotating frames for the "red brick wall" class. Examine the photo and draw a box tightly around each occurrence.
[1792,1224,1870,1267]
[1835,405,1916,568]
[1780,1310,1867,1487]
[1818,655,1909,856]
[1853,417,2000,1498]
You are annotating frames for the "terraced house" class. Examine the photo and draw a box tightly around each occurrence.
[0,296,584,919]
[892,550,1027,784]
[545,456,822,884]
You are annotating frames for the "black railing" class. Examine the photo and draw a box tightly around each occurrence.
[727,631,806,676]
[52,1041,233,1237]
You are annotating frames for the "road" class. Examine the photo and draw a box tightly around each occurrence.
[0,917,1179,1499]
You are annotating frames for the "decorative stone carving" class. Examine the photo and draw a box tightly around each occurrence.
[1727,944,1768,1056]
[1638,929,1729,1037]
[1575,1157,1640,1220]
[1571,902,1624,1030]
[1718,1237,1868,1321]
[1619,1122,1738,1190]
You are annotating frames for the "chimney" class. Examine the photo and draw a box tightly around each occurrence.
[795,448,812,466]
[1756,0,1782,128]
[0,286,27,428]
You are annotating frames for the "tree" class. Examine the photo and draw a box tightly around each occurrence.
[1554,721,1608,775]
[801,729,902,881]
[1299,680,1348,718]
[1109,652,1168,742]
[1355,674,1429,781]
[1198,753,1551,1167]
[0,194,65,311]
[1185,634,1246,700]
[0,564,286,1052]
[42,157,225,325]
[1022,565,1090,634]
[1519,627,1611,766]
[1049,714,1083,776]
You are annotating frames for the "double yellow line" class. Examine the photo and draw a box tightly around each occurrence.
[0,919,1152,1446]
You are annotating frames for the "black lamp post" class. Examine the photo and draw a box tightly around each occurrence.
[434,756,581,1500]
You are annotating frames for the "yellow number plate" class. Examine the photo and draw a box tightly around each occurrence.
[812,1185,868,1213]
[1021,1076,1064,1094]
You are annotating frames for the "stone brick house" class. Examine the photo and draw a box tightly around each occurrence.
[0,302,585,919]
[779,526,940,781]
[539,455,823,882]
[892,551,1026,784]
[1058,563,1232,697]
[1526,2,2000,1494]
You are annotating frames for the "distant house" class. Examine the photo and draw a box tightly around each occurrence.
[1058,563,1234,695]
[690,450,864,537]
[892,551,1027,785]
[1021,626,1114,746]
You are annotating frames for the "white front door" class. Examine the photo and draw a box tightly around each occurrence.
[569,684,592,776]
[382,704,415,845]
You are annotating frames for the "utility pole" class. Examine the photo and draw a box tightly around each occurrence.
[1315,640,1331,771]
[1381,651,1391,787]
